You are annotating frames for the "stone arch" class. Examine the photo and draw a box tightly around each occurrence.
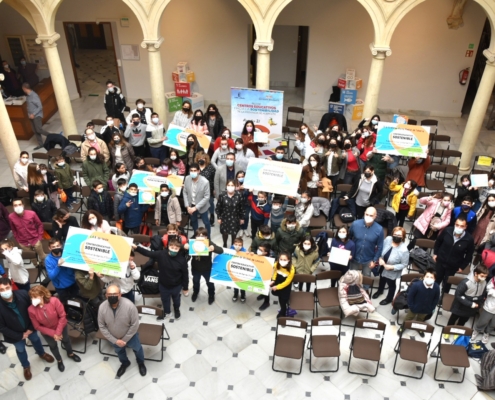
[3,0,65,35]
[121,0,171,41]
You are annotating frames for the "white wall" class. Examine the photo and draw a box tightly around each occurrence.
[270,25,298,87]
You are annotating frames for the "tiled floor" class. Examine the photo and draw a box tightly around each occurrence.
[74,49,119,96]
[1,88,495,400]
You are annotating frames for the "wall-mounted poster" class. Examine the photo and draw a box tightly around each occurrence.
[121,44,140,60]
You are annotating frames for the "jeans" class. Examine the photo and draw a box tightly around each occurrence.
[350,260,373,278]
[159,283,182,314]
[112,332,145,365]
[209,197,215,218]
[121,290,135,303]
[240,207,250,230]
[56,282,80,304]
[18,241,46,267]
[14,331,45,368]
[42,326,73,361]
[64,186,76,207]
[149,147,166,163]
[192,269,215,297]
[190,210,211,238]
[343,171,360,185]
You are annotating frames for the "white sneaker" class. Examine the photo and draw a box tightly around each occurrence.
[470,330,479,343]
[245,231,251,238]
[240,230,245,237]
[482,333,489,344]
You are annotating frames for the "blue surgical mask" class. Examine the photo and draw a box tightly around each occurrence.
[276,153,284,160]
[0,290,12,299]
[226,160,234,167]
[238,178,244,183]
[190,172,198,179]
[169,250,178,257]
[371,120,378,125]
[454,227,464,235]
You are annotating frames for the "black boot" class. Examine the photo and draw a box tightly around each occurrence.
[210,214,215,227]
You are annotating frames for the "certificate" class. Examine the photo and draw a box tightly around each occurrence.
[61,227,133,279]
[470,174,489,187]
[253,131,269,143]
[375,122,430,158]
[163,123,212,152]
[129,170,184,201]
[210,251,275,295]
[189,239,210,256]
[328,247,351,266]
[244,157,303,196]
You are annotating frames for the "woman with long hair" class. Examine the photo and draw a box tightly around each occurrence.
[205,104,224,139]
[82,147,110,189]
[171,100,193,128]
[300,154,326,198]
[216,179,245,248]
[241,120,260,157]
[169,149,186,176]
[293,236,319,292]
[81,209,111,233]
[329,226,356,287]
[108,132,135,173]
[27,163,48,204]
[188,109,209,135]
[213,128,235,151]
[295,123,315,161]
[184,134,204,171]
[111,162,130,192]
[294,191,314,232]
[234,138,255,172]
[52,209,79,243]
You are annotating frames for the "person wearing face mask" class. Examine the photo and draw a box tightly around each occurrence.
[146,112,167,161]
[184,227,223,305]
[356,129,375,169]
[183,164,212,237]
[478,172,495,207]
[111,162,131,191]
[300,154,327,198]
[188,110,209,135]
[449,195,478,234]
[249,224,278,256]
[13,151,33,191]
[81,128,110,163]
[269,198,287,234]
[103,80,126,125]
[358,114,381,134]
[372,227,409,305]
[310,133,329,159]
[118,184,151,235]
[87,181,114,222]
[293,238,319,292]
[9,198,45,267]
[448,265,488,329]
[31,189,57,223]
[109,135,135,174]
[133,157,153,173]
[101,252,140,304]
[211,138,233,169]
[228,236,248,302]
[82,148,110,189]
[195,153,216,226]
[184,134,203,172]
[323,139,342,189]
[471,268,495,344]
[28,285,82,372]
[454,175,480,207]
[294,192,314,232]
[294,124,315,161]
[389,179,419,227]
[171,100,193,128]
[205,104,225,139]
[216,180,245,248]
[247,190,272,239]
[38,163,59,208]
[154,184,181,227]
[82,210,111,234]
[270,146,290,163]
[397,268,440,336]
[99,116,120,145]
[0,277,55,381]
[276,215,305,254]
[0,240,29,291]
[98,285,146,377]
[124,114,147,157]
[345,165,382,219]
[235,171,251,236]
[213,128,235,151]
[348,207,384,278]
[406,152,431,190]
[339,139,361,184]
[45,239,80,303]
[113,178,128,222]
[251,243,273,310]
[328,226,356,287]
[74,264,105,308]
[126,98,152,126]
[18,57,39,88]
[241,120,261,157]
[26,163,48,205]
[433,216,475,295]
[52,154,78,209]
[214,153,238,201]
[473,195,495,248]
[134,239,189,320]
[51,208,79,243]
[169,149,186,176]
[270,251,296,318]
[233,138,255,171]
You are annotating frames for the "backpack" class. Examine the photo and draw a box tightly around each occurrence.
[468,341,490,360]
[314,231,329,258]
[482,249,495,270]
[0,187,18,206]
[62,143,79,156]
[138,266,160,294]
[392,278,421,311]
[340,207,354,223]
[409,248,436,273]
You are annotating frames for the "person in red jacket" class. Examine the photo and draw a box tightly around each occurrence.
[8,198,45,266]
[28,285,81,372]
[406,152,431,190]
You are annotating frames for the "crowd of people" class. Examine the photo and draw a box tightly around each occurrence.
[1,80,495,386]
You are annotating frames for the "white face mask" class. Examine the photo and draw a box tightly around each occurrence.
[227,186,235,193]
[454,227,464,235]
[272,205,280,210]
[300,198,308,204]
[31,298,41,307]
[303,244,311,250]
[310,161,317,167]
[90,155,97,161]
[257,249,264,256]
[424,277,434,286]
[40,170,47,175]
[20,157,29,164]
[442,201,451,207]
[364,216,374,224]
[488,201,495,208]
[106,120,114,126]
[338,232,347,239]
[170,156,177,161]
[362,132,369,138]
[278,260,289,267]
[301,128,308,134]
[88,218,97,225]
[137,103,144,109]
[58,162,65,167]
[97,188,104,194]
[161,191,169,197]
[14,206,24,214]
[234,245,242,251]
[404,183,410,189]
[235,144,243,150]
[36,196,44,202]
[88,135,96,141]
[221,145,228,150]
[478,276,486,282]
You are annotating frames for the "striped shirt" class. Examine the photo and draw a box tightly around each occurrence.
[171,111,193,128]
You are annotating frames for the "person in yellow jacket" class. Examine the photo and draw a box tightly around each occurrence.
[270,250,295,318]
[389,178,418,227]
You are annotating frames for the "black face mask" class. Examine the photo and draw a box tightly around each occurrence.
[364,172,372,178]
[187,141,194,146]
[392,236,402,244]
[318,139,326,145]
[194,116,202,122]
[330,144,337,149]
[51,248,62,256]
[182,107,190,113]
[344,144,351,150]
[107,295,119,305]
[138,164,146,170]
[198,160,206,166]
[114,139,120,144]
[133,121,139,126]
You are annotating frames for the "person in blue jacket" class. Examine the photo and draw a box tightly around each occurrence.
[45,238,79,304]
[247,190,271,238]
[449,195,477,234]
[118,183,150,234]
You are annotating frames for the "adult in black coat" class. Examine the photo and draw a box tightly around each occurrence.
[204,104,225,139]
[318,112,348,132]
[104,81,126,124]
[0,278,54,378]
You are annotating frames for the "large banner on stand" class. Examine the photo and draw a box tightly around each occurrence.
[231,88,284,158]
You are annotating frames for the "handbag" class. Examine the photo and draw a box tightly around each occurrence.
[58,188,67,203]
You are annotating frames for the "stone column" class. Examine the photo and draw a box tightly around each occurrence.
[459,50,495,172]
[362,44,392,118]
[36,33,77,137]
[0,74,22,173]
[142,37,167,125]
[254,40,274,90]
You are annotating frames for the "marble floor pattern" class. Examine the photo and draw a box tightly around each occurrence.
[1,87,495,400]
[74,48,120,96]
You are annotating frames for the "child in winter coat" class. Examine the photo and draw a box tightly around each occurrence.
[248,191,271,238]
[113,178,127,222]
[338,270,375,317]
[52,154,77,209]
[249,225,277,257]
[270,197,287,234]
[472,274,495,343]
[0,240,29,291]
[292,237,319,292]
[31,190,57,223]
[294,191,315,232]
[117,183,150,234]
[270,251,295,318]
[88,180,114,221]
[389,179,419,227]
